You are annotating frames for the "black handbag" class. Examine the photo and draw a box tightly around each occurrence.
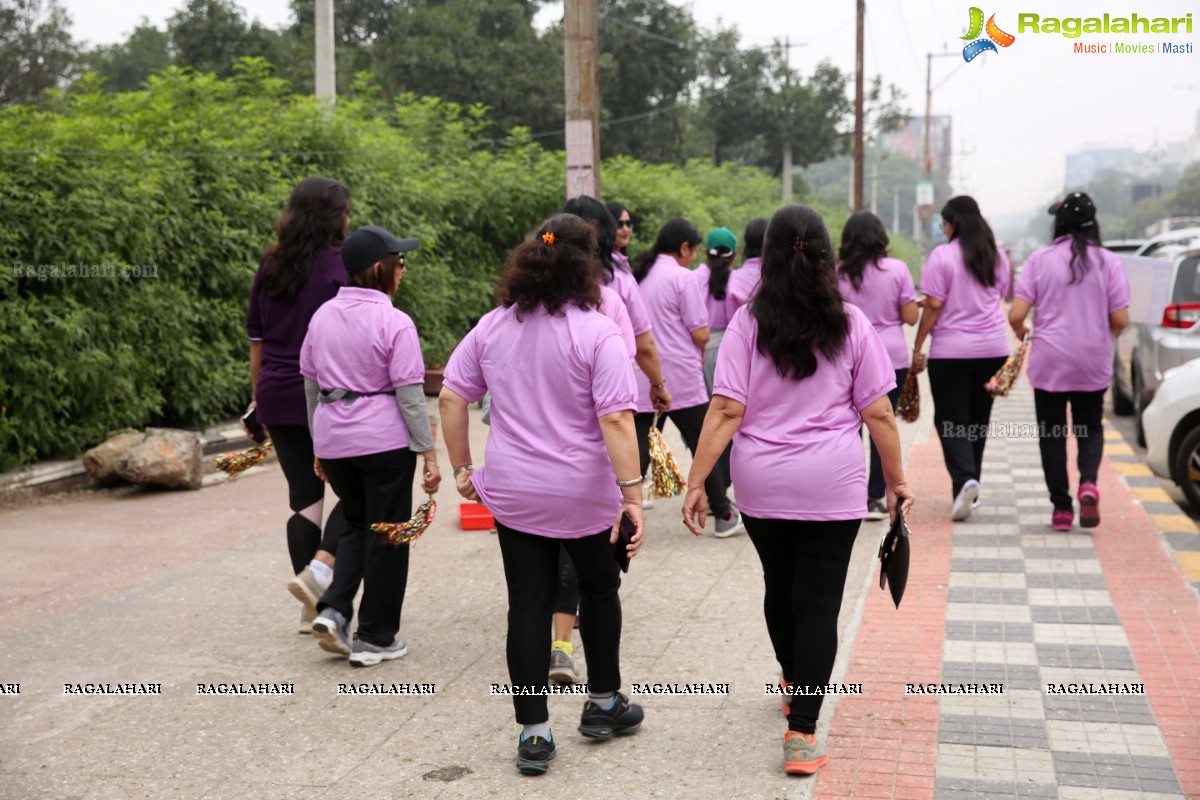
[878,515,911,609]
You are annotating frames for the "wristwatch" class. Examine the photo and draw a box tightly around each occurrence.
[453,464,475,477]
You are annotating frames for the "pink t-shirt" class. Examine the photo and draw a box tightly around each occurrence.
[442,302,637,538]
[299,287,425,459]
[920,242,1011,359]
[599,284,637,360]
[713,304,896,520]
[612,251,631,273]
[605,266,652,336]
[633,254,710,412]
[727,256,763,310]
[1014,237,1131,392]
[691,264,737,332]
[838,257,917,370]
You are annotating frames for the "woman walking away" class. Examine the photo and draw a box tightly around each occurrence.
[1009,192,1130,530]
[910,196,1011,522]
[682,204,914,775]
[440,214,645,776]
[727,217,769,311]
[634,219,741,536]
[837,212,918,521]
[606,201,634,272]
[694,226,739,396]
[301,225,441,667]
[246,175,348,634]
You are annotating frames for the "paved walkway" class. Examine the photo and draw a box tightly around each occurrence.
[1,382,1198,799]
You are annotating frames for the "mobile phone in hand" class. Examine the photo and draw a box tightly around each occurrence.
[242,406,267,444]
[614,511,636,573]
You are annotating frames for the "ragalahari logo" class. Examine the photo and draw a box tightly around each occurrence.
[961,7,1016,62]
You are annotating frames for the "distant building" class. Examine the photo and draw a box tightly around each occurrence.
[883,115,952,177]
[1065,148,1137,186]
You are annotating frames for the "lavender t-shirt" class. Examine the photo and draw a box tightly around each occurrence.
[633,254,710,412]
[599,284,637,360]
[612,251,632,273]
[727,256,763,311]
[246,245,345,426]
[605,266,652,336]
[691,264,737,332]
[713,304,896,520]
[443,303,638,538]
[838,257,917,370]
[920,242,1011,359]
[299,287,425,459]
[1014,237,1131,392]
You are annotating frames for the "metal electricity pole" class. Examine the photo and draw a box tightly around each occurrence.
[314,0,335,108]
[853,0,865,211]
[920,52,958,262]
[564,0,601,199]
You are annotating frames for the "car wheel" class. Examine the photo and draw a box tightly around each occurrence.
[1111,359,1134,416]
[1133,370,1147,448]
[1172,425,1200,510]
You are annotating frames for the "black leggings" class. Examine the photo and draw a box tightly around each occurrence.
[269,424,342,573]
[867,368,908,500]
[745,515,861,734]
[497,523,623,724]
[927,357,1007,498]
[1034,389,1105,512]
[635,404,731,516]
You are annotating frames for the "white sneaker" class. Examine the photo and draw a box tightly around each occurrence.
[642,497,655,510]
[952,480,980,522]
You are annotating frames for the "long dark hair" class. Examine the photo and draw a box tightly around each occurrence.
[706,251,735,300]
[606,201,631,255]
[837,211,890,292]
[633,219,701,284]
[258,176,350,301]
[1053,211,1103,285]
[743,218,768,260]
[941,195,997,287]
[562,195,617,279]
[497,214,602,318]
[752,205,849,381]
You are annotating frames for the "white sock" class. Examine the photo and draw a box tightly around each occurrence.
[588,691,616,710]
[522,722,552,740]
[308,560,332,587]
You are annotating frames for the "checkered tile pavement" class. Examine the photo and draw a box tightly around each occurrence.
[817,387,1200,799]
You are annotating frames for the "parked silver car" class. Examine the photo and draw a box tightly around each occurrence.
[1112,248,1200,445]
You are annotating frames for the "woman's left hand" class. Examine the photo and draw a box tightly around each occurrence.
[611,500,644,561]
[421,463,441,494]
[456,469,479,502]
[681,484,708,536]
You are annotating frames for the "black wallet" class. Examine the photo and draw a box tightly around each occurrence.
[878,514,911,609]
[614,512,635,573]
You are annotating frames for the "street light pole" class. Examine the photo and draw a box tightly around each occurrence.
[853,0,865,211]
[920,52,959,262]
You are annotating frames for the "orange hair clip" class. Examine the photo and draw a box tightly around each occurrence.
[541,232,555,245]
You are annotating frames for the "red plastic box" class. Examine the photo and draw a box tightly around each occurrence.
[458,503,495,530]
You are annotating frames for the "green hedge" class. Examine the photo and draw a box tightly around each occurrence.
[0,61,801,471]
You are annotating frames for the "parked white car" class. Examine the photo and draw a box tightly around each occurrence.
[1142,357,1200,507]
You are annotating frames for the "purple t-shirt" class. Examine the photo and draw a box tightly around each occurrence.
[1015,237,1131,392]
[691,264,737,332]
[634,254,710,412]
[714,304,896,520]
[246,246,346,426]
[727,256,763,311]
[838,257,917,370]
[605,266,652,336]
[443,303,638,538]
[299,287,426,459]
[612,251,632,273]
[599,284,637,360]
[920,242,1011,359]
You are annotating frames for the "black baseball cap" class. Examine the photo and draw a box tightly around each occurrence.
[1047,192,1096,227]
[341,225,420,275]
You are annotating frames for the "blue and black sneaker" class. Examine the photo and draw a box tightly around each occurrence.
[516,733,556,775]
[578,691,644,738]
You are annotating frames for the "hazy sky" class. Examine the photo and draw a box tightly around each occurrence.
[65,0,1200,222]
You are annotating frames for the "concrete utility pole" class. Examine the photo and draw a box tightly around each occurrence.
[853,0,865,211]
[782,37,793,201]
[315,0,336,107]
[921,52,958,261]
[564,0,601,199]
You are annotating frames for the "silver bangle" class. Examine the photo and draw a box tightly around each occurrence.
[453,464,475,477]
[616,477,642,488]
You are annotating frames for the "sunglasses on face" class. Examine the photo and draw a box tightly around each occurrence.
[617,219,633,229]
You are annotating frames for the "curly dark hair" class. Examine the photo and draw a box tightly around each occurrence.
[752,205,849,381]
[837,211,890,292]
[941,195,998,288]
[497,214,602,318]
[258,176,350,302]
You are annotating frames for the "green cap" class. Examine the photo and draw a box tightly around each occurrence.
[705,226,737,255]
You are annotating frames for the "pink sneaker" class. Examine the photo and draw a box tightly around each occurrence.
[1051,509,1073,531]
[1078,483,1100,528]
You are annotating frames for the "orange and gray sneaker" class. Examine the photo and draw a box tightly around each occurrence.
[780,679,793,716]
[783,730,828,775]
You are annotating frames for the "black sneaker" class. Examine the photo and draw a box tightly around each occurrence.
[516,734,556,774]
[865,499,887,521]
[578,691,644,738]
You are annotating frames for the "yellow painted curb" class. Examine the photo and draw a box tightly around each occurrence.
[1151,514,1199,533]
[1176,552,1200,582]
[1113,463,1153,477]
[1131,487,1174,503]
[1105,444,1135,456]
[1104,430,1124,440]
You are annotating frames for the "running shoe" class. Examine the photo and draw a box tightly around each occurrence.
[1078,483,1100,528]
[783,730,828,775]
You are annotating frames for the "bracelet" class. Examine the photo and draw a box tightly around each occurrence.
[453,464,474,477]
[616,477,642,488]
[651,380,667,389]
